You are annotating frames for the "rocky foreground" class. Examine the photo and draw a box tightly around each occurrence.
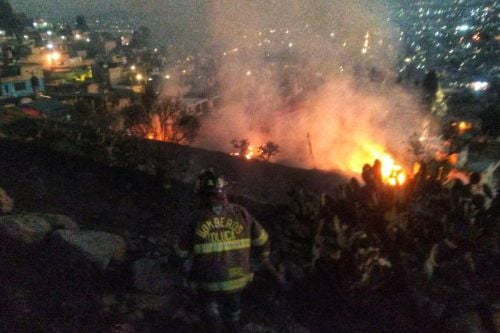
[0,139,331,332]
[1,138,499,332]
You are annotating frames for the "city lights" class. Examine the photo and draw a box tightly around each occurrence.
[469,81,489,91]
[456,24,471,32]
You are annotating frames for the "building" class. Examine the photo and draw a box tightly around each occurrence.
[108,64,128,86]
[0,62,44,98]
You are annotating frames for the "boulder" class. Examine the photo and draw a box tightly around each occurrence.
[52,230,127,270]
[0,187,14,214]
[242,323,277,333]
[132,293,172,312]
[493,303,500,332]
[286,323,311,333]
[445,312,484,333]
[30,213,79,231]
[0,214,52,244]
[132,257,173,294]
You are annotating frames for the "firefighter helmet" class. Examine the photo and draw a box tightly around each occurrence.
[195,170,228,196]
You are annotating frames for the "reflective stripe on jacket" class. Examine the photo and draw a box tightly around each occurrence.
[177,203,270,293]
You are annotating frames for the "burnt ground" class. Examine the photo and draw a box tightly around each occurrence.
[0,139,431,332]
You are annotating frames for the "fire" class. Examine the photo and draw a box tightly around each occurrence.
[230,145,255,160]
[457,121,472,133]
[343,142,408,186]
[245,146,255,160]
[376,153,407,186]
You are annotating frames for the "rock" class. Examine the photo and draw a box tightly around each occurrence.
[0,214,52,244]
[132,293,172,312]
[286,322,311,333]
[101,294,119,308]
[445,312,484,333]
[108,322,136,333]
[52,230,127,270]
[30,213,79,231]
[242,323,277,333]
[0,187,14,214]
[493,303,500,332]
[132,257,172,294]
[131,309,144,320]
[282,260,306,283]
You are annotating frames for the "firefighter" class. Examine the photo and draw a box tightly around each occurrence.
[175,170,285,332]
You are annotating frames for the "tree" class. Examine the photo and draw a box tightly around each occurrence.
[258,141,280,161]
[124,101,199,145]
[130,26,151,49]
[479,104,500,137]
[231,139,250,157]
[422,70,439,109]
[76,15,89,31]
[0,0,21,35]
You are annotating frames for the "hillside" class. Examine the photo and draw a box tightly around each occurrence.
[0,138,352,332]
[1,133,498,333]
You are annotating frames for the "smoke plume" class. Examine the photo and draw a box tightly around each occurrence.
[193,0,424,175]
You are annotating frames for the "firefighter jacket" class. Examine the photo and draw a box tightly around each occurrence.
[175,203,270,294]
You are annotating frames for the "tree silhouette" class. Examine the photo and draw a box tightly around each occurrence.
[124,101,199,145]
[258,141,280,161]
[231,139,250,157]
[130,26,151,49]
[422,70,439,108]
[76,15,89,31]
[0,0,21,35]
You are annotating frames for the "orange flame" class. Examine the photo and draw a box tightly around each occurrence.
[343,142,408,186]
[377,153,407,186]
[245,146,255,160]
[457,121,472,133]
[230,144,256,160]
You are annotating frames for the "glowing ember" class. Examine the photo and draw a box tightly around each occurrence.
[448,153,459,165]
[457,121,472,133]
[413,162,421,176]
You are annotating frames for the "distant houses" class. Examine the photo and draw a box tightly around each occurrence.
[0,62,44,98]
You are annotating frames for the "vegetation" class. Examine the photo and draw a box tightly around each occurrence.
[258,141,280,161]
[123,100,200,145]
[0,0,23,35]
[280,161,499,331]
